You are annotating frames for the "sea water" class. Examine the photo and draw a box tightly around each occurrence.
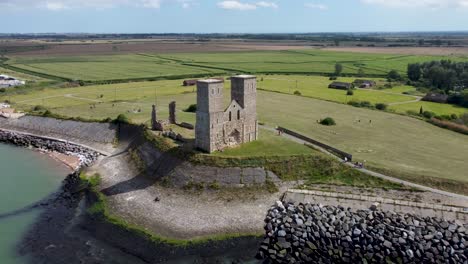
[0,143,68,264]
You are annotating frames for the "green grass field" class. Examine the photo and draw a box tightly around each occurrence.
[6,50,468,82]
[257,75,416,105]
[6,54,223,81]
[5,81,466,188]
[213,128,315,157]
[390,101,468,116]
[2,48,468,193]
[8,74,465,118]
[163,50,468,76]
[0,66,48,82]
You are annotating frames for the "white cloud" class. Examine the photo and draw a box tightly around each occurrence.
[217,1,257,10]
[361,0,468,8]
[256,1,278,8]
[0,0,167,10]
[141,0,162,8]
[304,3,327,10]
[44,1,68,10]
[217,0,278,10]
[177,0,196,9]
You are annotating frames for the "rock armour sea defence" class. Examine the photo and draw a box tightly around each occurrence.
[257,202,467,263]
[0,130,99,168]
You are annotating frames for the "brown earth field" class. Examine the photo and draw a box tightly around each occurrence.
[323,46,468,56]
[0,40,315,56]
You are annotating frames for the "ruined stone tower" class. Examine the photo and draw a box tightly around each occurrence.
[151,104,158,130]
[195,75,258,153]
[169,101,177,124]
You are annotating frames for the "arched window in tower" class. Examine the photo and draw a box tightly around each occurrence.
[237,110,240,120]
[229,111,232,121]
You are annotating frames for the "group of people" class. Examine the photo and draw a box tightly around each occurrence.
[343,157,365,169]
[276,127,284,136]
[353,161,365,169]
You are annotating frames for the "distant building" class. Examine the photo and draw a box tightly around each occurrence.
[183,79,198,86]
[0,103,11,109]
[183,78,224,87]
[353,79,376,88]
[328,81,353,90]
[422,92,449,104]
[0,74,25,88]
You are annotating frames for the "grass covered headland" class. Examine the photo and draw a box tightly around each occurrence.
[144,128,406,190]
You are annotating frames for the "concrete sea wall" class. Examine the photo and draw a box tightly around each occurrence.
[0,129,100,168]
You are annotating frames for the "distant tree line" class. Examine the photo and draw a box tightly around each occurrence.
[407,60,468,108]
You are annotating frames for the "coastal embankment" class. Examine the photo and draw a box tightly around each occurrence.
[1,116,264,263]
[0,129,100,169]
[257,201,467,263]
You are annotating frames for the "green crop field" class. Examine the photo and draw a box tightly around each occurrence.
[5,54,224,81]
[0,66,49,82]
[162,50,468,76]
[5,49,468,82]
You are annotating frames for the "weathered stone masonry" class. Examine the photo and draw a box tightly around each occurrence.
[195,75,258,153]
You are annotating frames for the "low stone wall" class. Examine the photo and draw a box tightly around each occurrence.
[257,201,467,263]
[277,126,353,161]
[285,189,468,221]
[0,129,100,168]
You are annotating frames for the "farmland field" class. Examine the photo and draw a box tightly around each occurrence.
[162,50,468,76]
[7,75,466,118]
[0,66,49,82]
[5,54,224,81]
[390,101,468,116]
[5,49,468,82]
[257,75,415,105]
[4,79,467,192]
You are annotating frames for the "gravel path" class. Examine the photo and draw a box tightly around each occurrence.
[260,125,468,201]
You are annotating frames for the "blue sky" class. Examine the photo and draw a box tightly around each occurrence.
[1,0,467,33]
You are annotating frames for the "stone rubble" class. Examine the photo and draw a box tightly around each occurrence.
[257,201,467,263]
[0,130,99,169]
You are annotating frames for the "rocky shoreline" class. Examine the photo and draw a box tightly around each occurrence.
[0,129,100,169]
[16,171,262,263]
[257,201,468,263]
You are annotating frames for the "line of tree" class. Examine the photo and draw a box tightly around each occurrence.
[407,60,468,108]
[407,60,468,90]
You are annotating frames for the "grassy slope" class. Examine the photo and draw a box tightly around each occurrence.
[255,91,468,184]
[144,129,403,189]
[213,128,315,157]
[33,84,467,188]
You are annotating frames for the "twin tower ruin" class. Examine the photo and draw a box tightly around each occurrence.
[195,75,258,153]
